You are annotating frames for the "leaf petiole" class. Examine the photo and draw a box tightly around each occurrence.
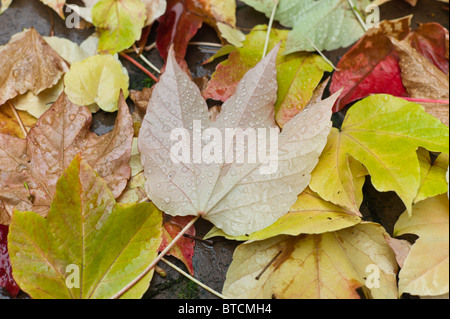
[262,0,280,58]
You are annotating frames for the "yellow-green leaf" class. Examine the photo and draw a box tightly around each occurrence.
[205,188,361,241]
[64,54,129,112]
[8,155,163,299]
[310,95,449,216]
[394,194,449,297]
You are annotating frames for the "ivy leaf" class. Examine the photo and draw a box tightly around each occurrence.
[205,187,361,241]
[156,0,236,61]
[394,194,449,297]
[64,54,130,112]
[0,28,69,106]
[203,25,333,127]
[0,92,134,225]
[92,0,147,54]
[223,223,398,299]
[0,225,20,297]
[138,46,337,236]
[330,16,411,112]
[161,216,196,275]
[310,95,449,216]
[8,155,163,299]
[240,0,372,54]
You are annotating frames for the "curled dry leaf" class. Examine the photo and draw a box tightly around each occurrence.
[395,194,449,297]
[0,92,134,225]
[138,46,336,236]
[223,223,398,299]
[8,156,163,299]
[0,28,69,106]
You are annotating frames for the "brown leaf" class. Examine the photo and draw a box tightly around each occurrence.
[0,104,37,139]
[0,92,134,225]
[0,28,69,106]
[392,37,449,126]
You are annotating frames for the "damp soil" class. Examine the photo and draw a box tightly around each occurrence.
[0,0,448,299]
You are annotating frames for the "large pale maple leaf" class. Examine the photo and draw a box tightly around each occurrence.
[138,46,338,236]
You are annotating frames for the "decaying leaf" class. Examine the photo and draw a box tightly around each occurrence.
[394,194,449,297]
[0,225,20,297]
[8,155,163,299]
[138,46,336,236]
[161,216,196,275]
[205,187,361,241]
[64,54,130,112]
[330,16,411,112]
[0,28,69,106]
[156,0,236,61]
[310,95,449,216]
[223,223,398,299]
[203,26,332,127]
[0,92,134,225]
[241,0,372,53]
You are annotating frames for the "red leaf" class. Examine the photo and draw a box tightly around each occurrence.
[156,0,204,62]
[409,23,449,75]
[160,216,196,275]
[330,17,411,112]
[0,225,20,297]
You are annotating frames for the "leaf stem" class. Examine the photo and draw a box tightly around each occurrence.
[347,0,368,32]
[306,38,339,71]
[399,97,450,104]
[189,41,223,48]
[161,257,227,299]
[8,101,28,138]
[262,0,280,58]
[119,52,159,83]
[111,215,200,299]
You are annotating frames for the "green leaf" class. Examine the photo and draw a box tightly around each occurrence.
[8,155,163,299]
[240,0,372,53]
[205,188,361,241]
[64,54,129,112]
[310,95,449,216]
[92,0,147,54]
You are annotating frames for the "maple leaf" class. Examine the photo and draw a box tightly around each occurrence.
[138,46,337,236]
[203,25,333,127]
[309,94,449,216]
[205,187,362,242]
[241,0,372,54]
[394,194,449,297]
[0,225,20,297]
[0,28,69,106]
[156,0,236,61]
[161,216,196,275]
[330,16,411,112]
[223,223,398,299]
[8,155,163,299]
[0,92,134,225]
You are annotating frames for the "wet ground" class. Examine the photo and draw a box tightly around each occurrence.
[0,0,448,299]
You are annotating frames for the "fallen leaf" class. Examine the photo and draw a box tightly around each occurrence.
[156,0,236,61]
[64,54,130,112]
[92,0,147,54]
[203,26,332,127]
[161,216,196,275]
[330,16,411,112]
[8,155,163,299]
[138,46,336,236]
[0,28,69,106]
[0,225,20,297]
[241,0,372,54]
[394,194,449,297]
[223,223,398,299]
[415,149,449,204]
[205,187,361,241]
[0,105,37,139]
[0,0,12,14]
[217,22,246,48]
[39,0,66,18]
[0,92,134,225]
[310,95,449,216]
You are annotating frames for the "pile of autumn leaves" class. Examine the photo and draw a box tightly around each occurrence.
[0,1,449,300]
